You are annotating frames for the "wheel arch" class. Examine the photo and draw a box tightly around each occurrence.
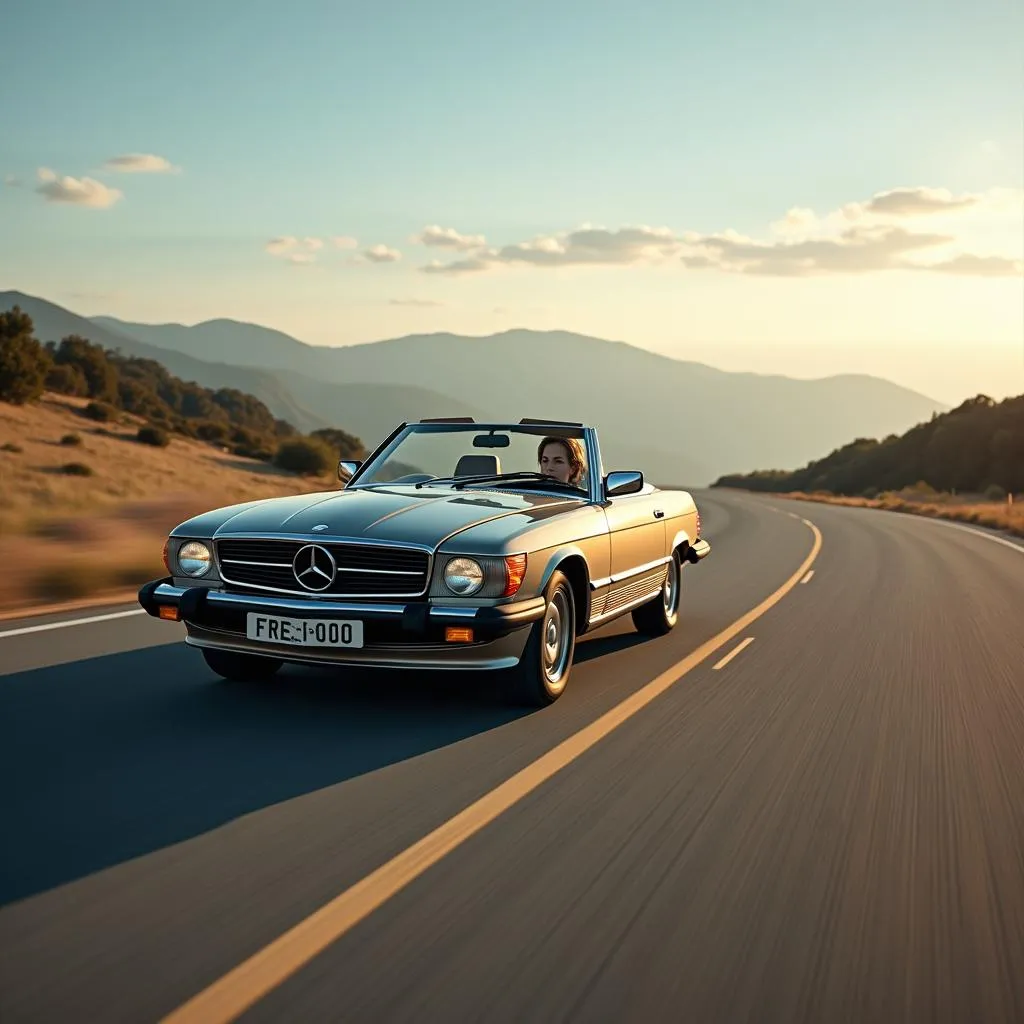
[538,548,591,635]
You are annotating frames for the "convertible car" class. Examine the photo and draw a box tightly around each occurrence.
[138,417,710,705]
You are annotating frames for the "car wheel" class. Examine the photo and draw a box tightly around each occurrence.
[507,569,576,707]
[631,548,681,636]
[201,647,283,682]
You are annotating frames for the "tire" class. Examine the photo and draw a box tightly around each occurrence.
[506,569,576,707]
[631,548,681,636]
[201,647,283,682]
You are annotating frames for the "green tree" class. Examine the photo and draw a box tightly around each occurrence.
[0,307,51,405]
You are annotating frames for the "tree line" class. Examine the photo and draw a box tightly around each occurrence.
[0,305,365,474]
[712,393,1024,498]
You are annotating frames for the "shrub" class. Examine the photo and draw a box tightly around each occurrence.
[984,484,1006,501]
[31,563,97,601]
[83,401,116,422]
[60,461,93,476]
[137,425,169,447]
[60,432,83,446]
[273,436,335,476]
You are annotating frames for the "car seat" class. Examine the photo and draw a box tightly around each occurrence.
[454,454,501,477]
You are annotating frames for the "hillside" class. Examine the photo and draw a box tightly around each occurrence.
[711,394,1024,497]
[3,290,950,485]
[0,292,487,451]
[711,394,1024,538]
[87,310,947,484]
[0,393,335,613]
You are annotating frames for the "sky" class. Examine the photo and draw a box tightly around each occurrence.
[1,0,1022,405]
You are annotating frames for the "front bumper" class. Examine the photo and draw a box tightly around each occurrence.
[137,578,544,670]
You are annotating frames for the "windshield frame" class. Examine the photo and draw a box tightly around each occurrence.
[343,420,606,503]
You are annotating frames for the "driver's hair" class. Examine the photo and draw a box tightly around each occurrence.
[537,436,586,485]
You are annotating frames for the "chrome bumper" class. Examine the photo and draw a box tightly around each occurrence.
[137,578,543,670]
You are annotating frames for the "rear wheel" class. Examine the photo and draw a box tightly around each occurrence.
[201,647,283,682]
[506,569,576,707]
[631,548,681,636]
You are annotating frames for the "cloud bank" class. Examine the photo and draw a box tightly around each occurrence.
[413,186,1023,279]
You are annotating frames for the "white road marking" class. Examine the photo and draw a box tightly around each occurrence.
[0,608,145,640]
[712,636,755,670]
[906,514,1024,555]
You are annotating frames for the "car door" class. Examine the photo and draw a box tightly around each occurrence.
[597,481,668,619]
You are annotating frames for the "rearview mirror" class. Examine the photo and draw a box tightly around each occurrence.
[338,460,361,485]
[604,470,643,497]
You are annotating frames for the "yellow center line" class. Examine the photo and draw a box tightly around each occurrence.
[161,519,823,1024]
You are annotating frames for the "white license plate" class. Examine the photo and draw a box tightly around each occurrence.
[246,613,364,648]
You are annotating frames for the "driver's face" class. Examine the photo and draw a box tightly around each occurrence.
[540,443,572,482]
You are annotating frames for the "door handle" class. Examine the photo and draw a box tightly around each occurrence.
[653,509,664,518]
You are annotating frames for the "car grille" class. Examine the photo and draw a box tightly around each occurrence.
[215,538,430,597]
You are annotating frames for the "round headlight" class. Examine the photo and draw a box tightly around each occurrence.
[177,540,212,576]
[444,556,484,596]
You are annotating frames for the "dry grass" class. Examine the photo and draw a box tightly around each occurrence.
[0,393,335,614]
[775,486,1024,539]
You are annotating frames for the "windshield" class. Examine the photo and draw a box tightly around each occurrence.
[354,423,591,495]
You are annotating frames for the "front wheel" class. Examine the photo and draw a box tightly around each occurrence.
[201,647,283,682]
[506,570,576,707]
[631,549,681,636]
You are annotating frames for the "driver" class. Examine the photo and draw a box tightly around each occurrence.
[537,436,587,488]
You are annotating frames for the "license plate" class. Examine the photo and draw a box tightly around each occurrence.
[246,613,364,648]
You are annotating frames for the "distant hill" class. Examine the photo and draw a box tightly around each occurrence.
[0,293,486,449]
[3,290,949,485]
[84,313,948,484]
[712,394,1024,497]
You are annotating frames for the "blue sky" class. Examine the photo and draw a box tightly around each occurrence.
[2,0,1022,403]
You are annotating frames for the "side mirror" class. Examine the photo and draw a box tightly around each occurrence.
[338,460,361,485]
[604,470,643,497]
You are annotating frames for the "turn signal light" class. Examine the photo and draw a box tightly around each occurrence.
[158,605,180,621]
[502,553,527,597]
[445,626,474,643]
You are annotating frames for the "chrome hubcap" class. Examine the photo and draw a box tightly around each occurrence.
[663,557,679,617]
[542,589,571,684]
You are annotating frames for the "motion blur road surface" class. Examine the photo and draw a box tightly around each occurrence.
[1,489,1022,1023]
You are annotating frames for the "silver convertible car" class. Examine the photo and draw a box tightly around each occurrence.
[138,418,710,705]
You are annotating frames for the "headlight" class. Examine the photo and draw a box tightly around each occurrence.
[176,540,212,576]
[444,556,484,596]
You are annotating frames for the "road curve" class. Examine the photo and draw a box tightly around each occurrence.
[1,490,1022,1023]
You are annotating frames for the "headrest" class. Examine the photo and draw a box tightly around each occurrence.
[454,454,501,477]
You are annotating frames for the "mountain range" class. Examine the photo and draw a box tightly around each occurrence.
[1,289,948,485]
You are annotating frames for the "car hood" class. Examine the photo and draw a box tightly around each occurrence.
[202,484,581,548]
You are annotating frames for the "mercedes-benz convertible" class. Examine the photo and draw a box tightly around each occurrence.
[138,417,711,705]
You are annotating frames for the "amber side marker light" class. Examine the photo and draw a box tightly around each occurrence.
[445,626,474,643]
[158,605,180,621]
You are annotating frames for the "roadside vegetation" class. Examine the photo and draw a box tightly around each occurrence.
[0,306,367,613]
[712,393,1024,538]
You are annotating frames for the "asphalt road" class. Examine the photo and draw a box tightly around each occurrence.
[1,489,1023,1023]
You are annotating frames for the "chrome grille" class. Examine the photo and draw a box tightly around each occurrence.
[215,538,430,597]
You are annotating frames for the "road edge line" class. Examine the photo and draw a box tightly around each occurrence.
[160,519,824,1024]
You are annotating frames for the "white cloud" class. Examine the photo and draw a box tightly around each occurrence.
[35,167,122,208]
[102,153,180,174]
[416,184,1024,279]
[265,236,325,262]
[388,298,445,307]
[4,174,21,187]
[411,225,487,251]
[332,235,359,249]
[362,244,401,263]
[917,253,1023,277]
